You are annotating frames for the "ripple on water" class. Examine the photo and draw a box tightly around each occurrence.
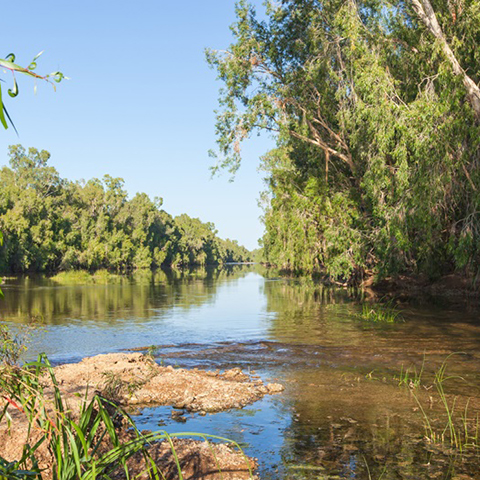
[1,269,480,479]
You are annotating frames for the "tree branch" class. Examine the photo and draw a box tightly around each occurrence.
[411,0,480,119]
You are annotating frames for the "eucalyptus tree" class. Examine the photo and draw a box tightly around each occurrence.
[207,0,480,280]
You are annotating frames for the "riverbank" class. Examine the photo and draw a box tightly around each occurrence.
[4,266,479,306]
[364,273,480,305]
[0,352,284,479]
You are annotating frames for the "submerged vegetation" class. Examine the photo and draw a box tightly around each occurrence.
[0,145,251,273]
[359,301,402,323]
[393,354,479,453]
[208,0,480,283]
[396,357,425,389]
[411,355,480,453]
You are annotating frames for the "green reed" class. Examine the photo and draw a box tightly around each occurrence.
[411,354,479,453]
[359,300,402,323]
[396,355,425,389]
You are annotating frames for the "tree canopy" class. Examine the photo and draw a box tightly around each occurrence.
[207,0,480,281]
[0,145,251,273]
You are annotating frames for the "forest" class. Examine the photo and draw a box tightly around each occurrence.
[0,145,252,273]
[208,0,480,283]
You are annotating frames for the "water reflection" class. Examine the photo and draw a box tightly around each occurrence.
[0,265,268,360]
[0,266,253,325]
[1,267,480,479]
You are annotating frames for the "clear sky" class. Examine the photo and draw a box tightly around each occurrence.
[0,0,273,250]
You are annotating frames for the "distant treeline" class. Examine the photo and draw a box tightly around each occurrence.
[0,145,251,273]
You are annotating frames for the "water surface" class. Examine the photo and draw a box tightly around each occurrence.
[1,266,479,479]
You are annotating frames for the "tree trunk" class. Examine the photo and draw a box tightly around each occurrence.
[411,0,480,119]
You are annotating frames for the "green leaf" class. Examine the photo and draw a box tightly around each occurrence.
[5,53,15,62]
[0,84,9,130]
[0,59,43,79]
[49,71,64,83]
[8,77,18,98]
[28,62,37,71]
[32,50,44,62]
[65,426,83,477]
[0,59,25,71]
[2,105,18,135]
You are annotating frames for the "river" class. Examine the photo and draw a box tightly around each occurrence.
[1,265,479,479]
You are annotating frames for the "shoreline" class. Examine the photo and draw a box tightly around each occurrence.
[0,352,285,479]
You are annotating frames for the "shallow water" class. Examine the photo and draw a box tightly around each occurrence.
[1,266,479,479]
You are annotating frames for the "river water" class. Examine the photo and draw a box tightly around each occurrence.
[1,266,479,479]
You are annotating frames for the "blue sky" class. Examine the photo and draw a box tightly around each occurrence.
[0,0,273,250]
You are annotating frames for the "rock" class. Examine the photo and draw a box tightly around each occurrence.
[266,383,284,394]
[48,352,284,413]
[223,368,243,379]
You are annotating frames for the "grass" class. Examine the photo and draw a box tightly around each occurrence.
[359,300,402,323]
[0,324,27,366]
[50,270,120,285]
[410,354,479,453]
[395,355,425,389]
[0,354,254,479]
[0,320,44,366]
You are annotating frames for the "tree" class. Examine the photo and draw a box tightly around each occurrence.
[207,0,480,281]
[0,146,252,273]
[410,0,480,118]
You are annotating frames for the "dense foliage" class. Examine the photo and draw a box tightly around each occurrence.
[208,0,480,281]
[0,145,251,273]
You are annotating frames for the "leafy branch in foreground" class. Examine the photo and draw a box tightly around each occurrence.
[0,51,66,132]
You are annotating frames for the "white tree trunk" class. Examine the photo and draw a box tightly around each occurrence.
[411,0,480,119]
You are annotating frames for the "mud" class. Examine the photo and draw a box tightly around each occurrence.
[367,273,480,304]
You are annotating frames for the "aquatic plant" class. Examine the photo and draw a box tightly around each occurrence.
[0,354,254,479]
[412,355,479,453]
[396,355,426,389]
[359,301,402,323]
[50,270,120,285]
[363,454,387,480]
